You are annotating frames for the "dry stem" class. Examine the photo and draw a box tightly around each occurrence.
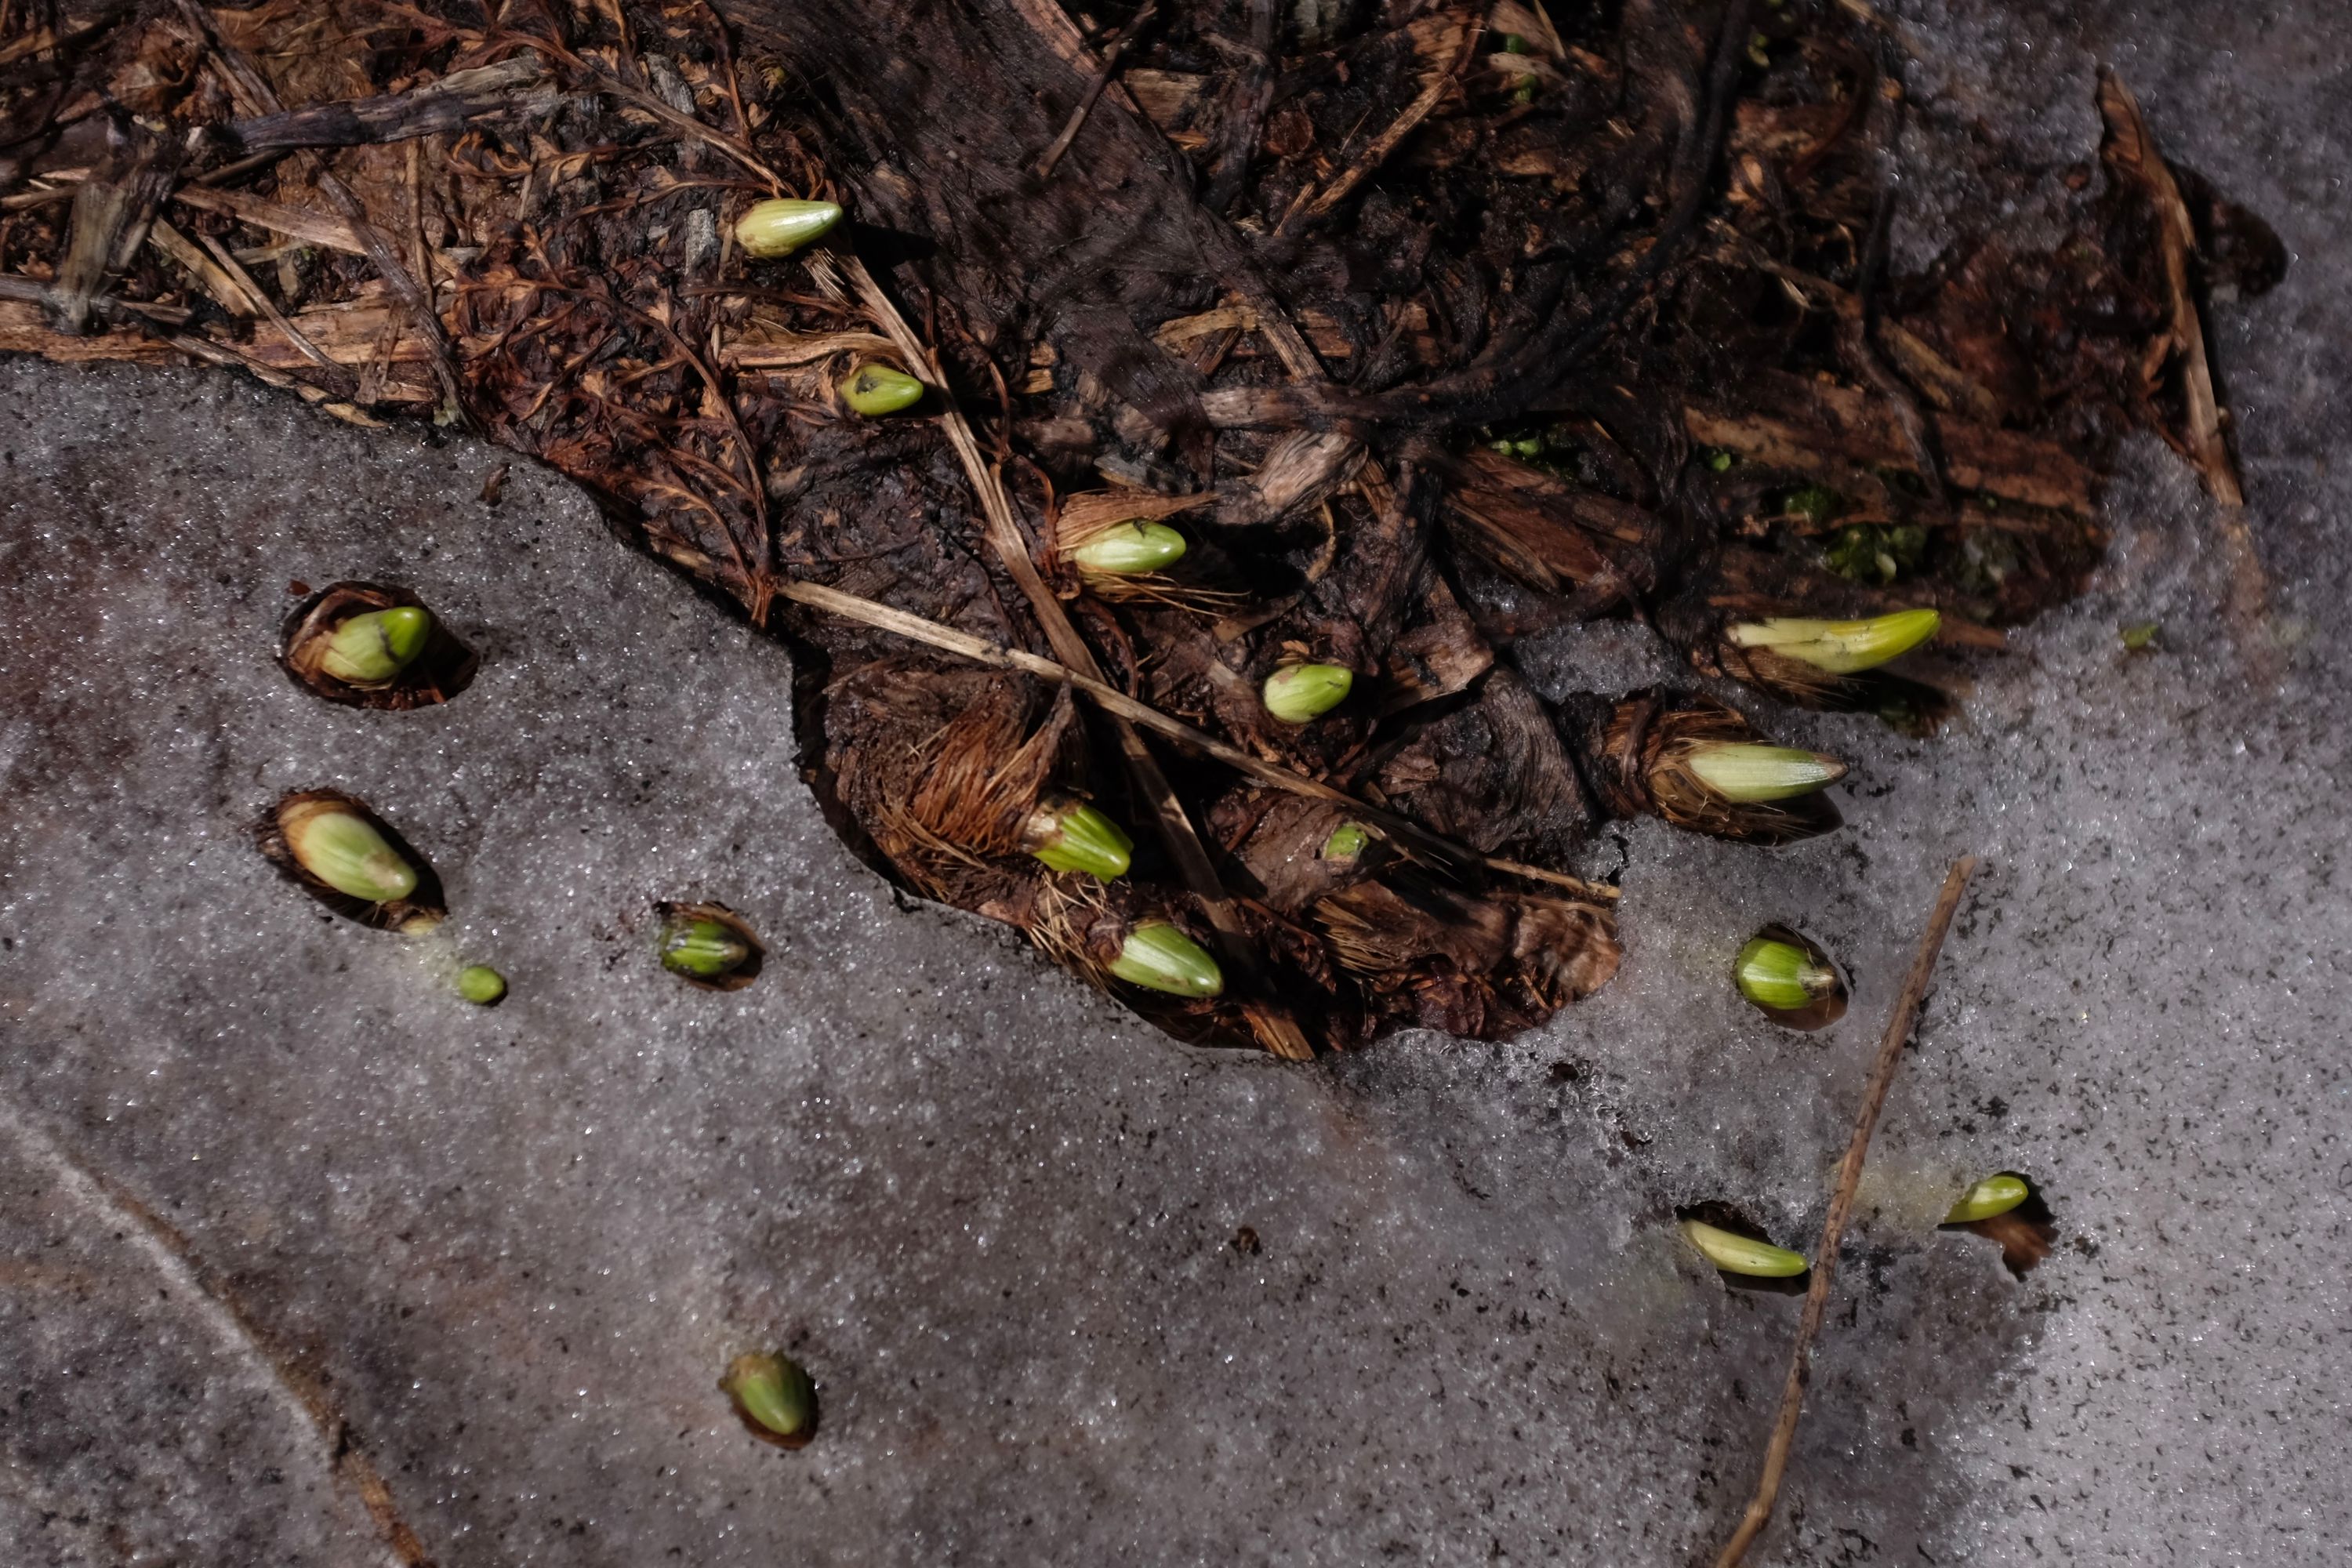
[1713,854,1979,1567]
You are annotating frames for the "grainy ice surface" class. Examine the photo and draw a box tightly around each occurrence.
[1,3,2347,1564]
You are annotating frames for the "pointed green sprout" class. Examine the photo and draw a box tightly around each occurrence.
[1686,742,1846,803]
[840,363,925,416]
[1027,799,1133,880]
[457,965,506,1005]
[1108,922,1224,998]
[661,918,753,980]
[1261,664,1354,724]
[1945,1174,2031,1225]
[282,801,419,903]
[318,606,432,684]
[1070,521,1188,576]
[1726,608,1942,674]
[1321,822,1370,862]
[721,1351,816,1441]
[1735,936,1839,1013]
[1682,1219,1809,1278]
[734,198,841,259]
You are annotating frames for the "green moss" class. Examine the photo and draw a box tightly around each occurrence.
[1822,523,1928,585]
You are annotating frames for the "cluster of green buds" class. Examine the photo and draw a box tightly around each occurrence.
[1107,922,1224,998]
[1684,742,1846,804]
[735,198,841,259]
[281,797,419,904]
[1261,664,1354,725]
[840,362,925,416]
[720,1350,818,1446]
[1726,609,1942,674]
[1068,520,1189,577]
[1681,1218,1809,1278]
[1944,1173,2031,1224]
[1023,797,1133,881]
[316,605,434,686]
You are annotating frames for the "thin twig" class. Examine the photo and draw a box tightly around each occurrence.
[1275,13,1479,238]
[1034,0,1157,179]
[1714,855,1980,1567]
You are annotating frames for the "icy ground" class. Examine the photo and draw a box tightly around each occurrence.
[1,3,2346,1564]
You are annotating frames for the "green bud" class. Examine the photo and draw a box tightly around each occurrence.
[1320,822,1370,862]
[1261,664,1354,724]
[734,198,842,259]
[1945,1174,2031,1225]
[662,918,753,979]
[1108,922,1224,998]
[720,1351,817,1443]
[457,965,506,1005]
[1685,742,1846,803]
[1726,608,1942,674]
[1069,521,1188,576]
[1734,936,1838,1013]
[281,800,419,903]
[1682,1219,1809,1278]
[840,363,924,416]
[318,606,433,685]
[1026,799,1134,880]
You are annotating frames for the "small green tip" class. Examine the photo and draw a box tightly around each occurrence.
[1069,521,1188,577]
[318,606,434,684]
[840,363,925,416]
[735,198,842,259]
[721,1351,816,1440]
[1108,922,1224,998]
[1686,742,1846,803]
[1029,800,1134,880]
[1320,822,1371,862]
[1945,1174,2031,1225]
[1726,608,1942,674]
[1682,1219,1809,1278]
[457,964,506,1005]
[661,918,753,979]
[1734,936,1838,1013]
[283,803,419,903]
[1261,664,1354,725]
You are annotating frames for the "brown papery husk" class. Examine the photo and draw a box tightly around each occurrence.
[656,900,766,993]
[280,582,477,710]
[255,789,445,933]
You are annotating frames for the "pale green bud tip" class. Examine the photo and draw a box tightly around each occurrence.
[457,965,506,1005]
[1029,800,1134,880]
[1735,937,1837,1013]
[318,606,433,684]
[1726,608,1941,674]
[734,198,841,259]
[721,1351,815,1439]
[1108,922,1224,998]
[1682,1219,1809,1278]
[662,919,753,979]
[1321,822,1370,862]
[1945,1174,2031,1225]
[840,363,924,416]
[1686,742,1846,803]
[282,802,419,903]
[1261,664,1354,724]
[1070,521,1188,576]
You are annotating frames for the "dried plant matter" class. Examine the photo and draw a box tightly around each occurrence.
[0,0,2274,1050]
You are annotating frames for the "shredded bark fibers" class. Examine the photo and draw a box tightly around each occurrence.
[0,0,2276,1050]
